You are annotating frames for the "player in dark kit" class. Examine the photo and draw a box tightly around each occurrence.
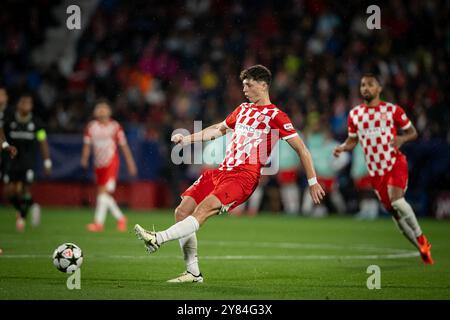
[0,86,18,254]
[0,86,18,179]
[2,93,51,232]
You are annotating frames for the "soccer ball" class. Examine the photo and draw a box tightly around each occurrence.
[52,243,83,273]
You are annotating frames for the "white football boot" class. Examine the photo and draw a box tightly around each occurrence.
[134,224,160,253]
[167,271,204,283]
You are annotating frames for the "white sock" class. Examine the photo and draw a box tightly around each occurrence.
[391,198,422,237]
[104,193,124,220]
[280,184,300,215]
[391,216,419,249]
[94,194,108,225]
[156,215,200,245]
[179,233,200,276]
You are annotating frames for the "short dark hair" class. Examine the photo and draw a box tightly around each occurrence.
[240,65,272,86]
[361,73,382,85]
[18,92,34,100]
[94,98,111,108]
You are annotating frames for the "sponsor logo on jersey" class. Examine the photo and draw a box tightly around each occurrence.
[257,114,266,122]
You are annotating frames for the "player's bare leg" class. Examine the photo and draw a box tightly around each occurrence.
[388,186,433,264]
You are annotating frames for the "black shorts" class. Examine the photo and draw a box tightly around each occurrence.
[0,150,9,181]
[2,159,35,184]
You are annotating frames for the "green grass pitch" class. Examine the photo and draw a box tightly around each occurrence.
[0,207,449,299]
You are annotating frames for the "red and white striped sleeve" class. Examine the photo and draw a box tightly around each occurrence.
[115,122,127,146]
[83,121,94,144]
[348,109,358,138]
[393,105,412,130]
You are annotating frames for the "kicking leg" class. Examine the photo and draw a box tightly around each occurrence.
[134,195,221,252]
[158,194,221,242]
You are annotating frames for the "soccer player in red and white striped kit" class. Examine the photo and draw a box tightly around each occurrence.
[334,74,433,265]
[81,100,137,232]
[135,65,326,283]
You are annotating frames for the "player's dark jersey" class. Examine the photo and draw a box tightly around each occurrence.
[0,108,7,128]
[2,112,45,183]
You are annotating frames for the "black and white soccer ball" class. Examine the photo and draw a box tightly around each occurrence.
[52,243,83,273]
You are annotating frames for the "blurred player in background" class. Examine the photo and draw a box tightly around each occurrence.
[334,74,433,264]
[0,86,18,181]
[135,65,325,283]
[0,87,17,251]
[81,100,137,232]
[351,144,379,220]
[2,93,50,232]
[303,113,348,217]
[276,138,301,215]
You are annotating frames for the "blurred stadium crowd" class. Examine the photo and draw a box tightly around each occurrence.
[1,0,449,216]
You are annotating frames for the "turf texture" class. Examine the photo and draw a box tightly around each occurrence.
[0,207,449,300]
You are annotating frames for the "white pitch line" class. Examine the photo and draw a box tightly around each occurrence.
[0,252,419,261]
[0,240,419,260]
[199,240,413,253]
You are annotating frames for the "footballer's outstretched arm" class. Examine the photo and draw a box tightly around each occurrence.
[80,141,91,169]
[333,136,358,157]
[287,135,325,204]
[171,121,228,145]
[119,143,138,177]
[0,128,17,158]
